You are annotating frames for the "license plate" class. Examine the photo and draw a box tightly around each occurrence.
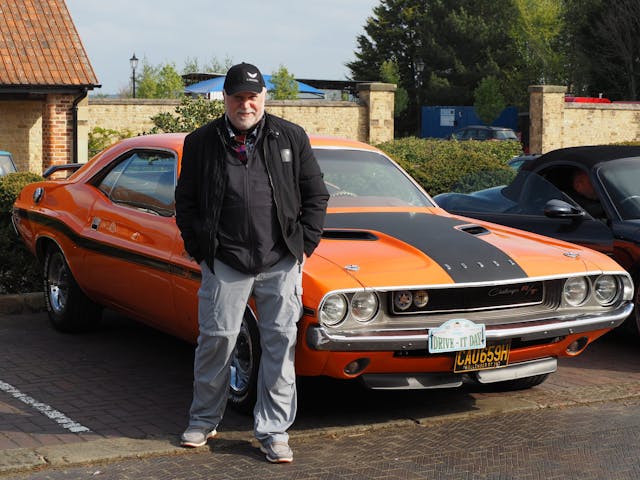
[428,319,485,354]
[454,343,511,373]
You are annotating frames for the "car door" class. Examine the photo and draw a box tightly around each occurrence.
[441,169,614,255]
[81,149,181,328]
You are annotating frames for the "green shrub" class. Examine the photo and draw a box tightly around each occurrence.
[377,137,522,196]
[88,127,135,158]
[0,172,44,294]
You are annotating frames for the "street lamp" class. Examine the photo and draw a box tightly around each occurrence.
[415,58,425,87]
[129,53,138,98]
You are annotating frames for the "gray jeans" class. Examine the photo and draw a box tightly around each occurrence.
[188,255,302,444]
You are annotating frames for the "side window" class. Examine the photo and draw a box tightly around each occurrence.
[96,151,176,216]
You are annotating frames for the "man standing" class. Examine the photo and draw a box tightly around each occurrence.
[175,63,329,463]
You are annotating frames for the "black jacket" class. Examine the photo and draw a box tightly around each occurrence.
[175,113,329,272]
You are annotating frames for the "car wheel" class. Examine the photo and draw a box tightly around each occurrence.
[486,373,549,391]
[43,246,101,333]
[228,310,261,414]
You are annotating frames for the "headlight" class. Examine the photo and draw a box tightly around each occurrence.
[351,291,379,323]
[593,275,619,306]
[563,277,589,306]
[320,294,348,327]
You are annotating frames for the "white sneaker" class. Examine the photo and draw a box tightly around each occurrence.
[180,426,217,448]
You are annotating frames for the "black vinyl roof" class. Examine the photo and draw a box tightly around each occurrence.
[522,145,640,171]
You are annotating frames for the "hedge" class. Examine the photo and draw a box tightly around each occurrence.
[377,137,522,196]
[0,172,44,294]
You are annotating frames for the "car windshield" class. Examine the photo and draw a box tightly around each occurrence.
[0,153,16,176]
[495,130,518,140]
[599,157,640,219]
[314,148,433,208]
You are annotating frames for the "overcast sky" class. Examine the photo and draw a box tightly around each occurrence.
[65,0,380,95]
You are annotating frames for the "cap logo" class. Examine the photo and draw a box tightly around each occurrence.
[247,72,258,79]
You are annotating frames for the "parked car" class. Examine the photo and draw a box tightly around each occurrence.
[0,150,17,176]
[435,145,640,333]
[13,135,633,411]
[508,154,539,170]
[450,125,519,141]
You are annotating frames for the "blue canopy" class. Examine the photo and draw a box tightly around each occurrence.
[185,75,324,98]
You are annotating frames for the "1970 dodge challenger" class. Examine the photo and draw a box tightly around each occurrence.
[13,134,633,411]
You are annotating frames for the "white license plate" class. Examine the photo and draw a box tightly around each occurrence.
[428,319,486,354]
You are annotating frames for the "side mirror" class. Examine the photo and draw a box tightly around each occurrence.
[544,199,585,219]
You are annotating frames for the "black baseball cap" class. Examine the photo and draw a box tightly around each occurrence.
[223,63,266,95]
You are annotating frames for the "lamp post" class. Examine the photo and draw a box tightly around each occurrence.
[129,53,138,98]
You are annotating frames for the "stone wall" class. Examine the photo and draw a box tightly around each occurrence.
[3,83,395,173]
[88,83,395,146]
[529,85,640,154]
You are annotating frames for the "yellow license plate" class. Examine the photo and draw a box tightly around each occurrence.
[453,343,511,373]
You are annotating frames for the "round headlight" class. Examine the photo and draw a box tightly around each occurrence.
[563,277,589,306]
[351,291,379,323]
[320,294,348,327]
[594,275,618,306]
[393,291,413,311]
[413,290,429,308]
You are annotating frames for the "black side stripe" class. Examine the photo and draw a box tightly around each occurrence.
[15,209,201,282]
[324,212,527,283]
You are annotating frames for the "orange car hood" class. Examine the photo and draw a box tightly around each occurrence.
[313,211,613,289]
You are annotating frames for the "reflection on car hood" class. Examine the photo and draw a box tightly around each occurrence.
[314,211,598,288]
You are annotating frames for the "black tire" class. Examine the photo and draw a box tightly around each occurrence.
[43,246,101,333]
[484,373,550,391]
[623,276,640,337]
[228,310,261,414]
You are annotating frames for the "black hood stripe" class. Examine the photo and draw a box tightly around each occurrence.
[15,209,201,282]
[324,212,527,282]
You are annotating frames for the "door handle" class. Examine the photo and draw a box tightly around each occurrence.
[91,217,101,230]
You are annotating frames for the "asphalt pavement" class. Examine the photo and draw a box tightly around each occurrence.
[1,296,640,477]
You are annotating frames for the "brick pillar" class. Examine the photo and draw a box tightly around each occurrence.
[42,94,74,171]
[528,85,567,154]
[357,83,396,144]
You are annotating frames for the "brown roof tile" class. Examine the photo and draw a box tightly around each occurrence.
[0,0,99,87]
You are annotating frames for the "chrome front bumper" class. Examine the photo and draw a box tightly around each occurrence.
[307,303,633,352]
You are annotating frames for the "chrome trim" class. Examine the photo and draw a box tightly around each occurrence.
[307,302,633,351]
[474,357,557,384]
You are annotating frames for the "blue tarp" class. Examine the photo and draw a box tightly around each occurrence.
[185,75,324,97]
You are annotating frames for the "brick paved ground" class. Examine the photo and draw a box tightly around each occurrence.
[1,310,640,477]
[3,397,640,479]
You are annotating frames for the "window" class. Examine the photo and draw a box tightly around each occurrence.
[97,150,176,216]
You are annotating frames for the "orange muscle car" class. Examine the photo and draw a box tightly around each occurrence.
[12,133,633,411]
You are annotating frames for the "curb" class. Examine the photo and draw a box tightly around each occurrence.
[0,292,45,315]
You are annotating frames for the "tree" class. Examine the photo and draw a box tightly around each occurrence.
[269,65,299,100]
[577,0,640,100]
[135,59,184,99]
[473,76,506,125]
[183,55,234,75]
[347,0,519,135]
[380,59,408,118]
[150,96,225,133]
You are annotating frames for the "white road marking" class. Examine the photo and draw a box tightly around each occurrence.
[0,380,91,433]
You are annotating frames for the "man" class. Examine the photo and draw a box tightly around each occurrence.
[571,169,605,220]
[175,63,329,463]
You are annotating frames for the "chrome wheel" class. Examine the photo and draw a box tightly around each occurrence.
[43,245,101,333]
[46,250,69,314]
[229,311,261,413]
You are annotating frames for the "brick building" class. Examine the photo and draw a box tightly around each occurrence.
[0,0,99,173]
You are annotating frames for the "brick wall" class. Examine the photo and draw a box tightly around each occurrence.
[529,85,640,154]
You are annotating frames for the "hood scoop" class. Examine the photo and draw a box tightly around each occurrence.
[456,224,490,236]
[322,229,378,241]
